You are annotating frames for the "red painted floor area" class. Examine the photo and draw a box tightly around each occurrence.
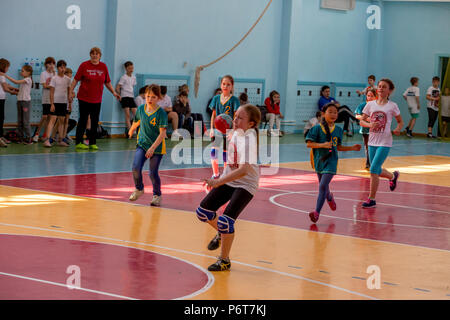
[0,235,209,300]
[1,167,449,250]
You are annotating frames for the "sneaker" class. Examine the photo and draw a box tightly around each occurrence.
[150,195,161,206]
[427,133,436,139]
[76,143,89,150]
[58,141,69,147]
[43,139,52,148]
[129,189,144,201]
[83,139,89,145]
[362,198,376,208]
[406,131,413,138]
[309,211,320,223]
[62,137,70,144]
[346,131,353,137]
[32,135,39,143]
[389,171,399,191]
[207,233,221,251]
[23,139,33,145]
[208,257,231,272]
[1,137,11,144]
[0,139,7,148]
[270,131,279,137]
[327,193,336,211]
[89,144,99,150]
[65,136,73,143]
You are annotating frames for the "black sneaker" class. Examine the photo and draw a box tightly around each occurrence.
[362,198,376,208]
[389,171,399,191]
[207,233,221,251]
[406,130,413,138]
[208,257,231,272]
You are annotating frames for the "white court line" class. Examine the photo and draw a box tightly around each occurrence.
[0,271,137,300]
[159,173,450,215]
[269,192,450,231]
[0,233,214,301]
[0,226,378,300]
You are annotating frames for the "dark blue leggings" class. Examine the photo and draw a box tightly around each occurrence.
[315,173,334,213]
[132,146,163,196]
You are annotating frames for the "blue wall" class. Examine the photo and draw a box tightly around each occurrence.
[1,0,449,135]
[0,0,108,123]
[377,1,450,135]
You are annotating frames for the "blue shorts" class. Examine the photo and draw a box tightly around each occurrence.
[368,146,391,175]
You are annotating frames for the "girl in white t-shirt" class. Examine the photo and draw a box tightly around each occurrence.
[43,60,71,147]
[402,77,420,137]
[0,58,19,147]
[116,61,137,135]
[196,104,261,272]
[359,78,404,208]
[1,65,34,144]
[33,57,56,142]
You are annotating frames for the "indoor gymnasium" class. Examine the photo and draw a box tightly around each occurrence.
[0,0,449,303]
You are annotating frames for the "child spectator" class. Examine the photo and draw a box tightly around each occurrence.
[1,65,34,144]
[62,67,75,143]
[135,86,147,108]
[43,60,71,147]
[441,87,450,137]
[318,85,358,137]
[239,92,249,105]
[33,57,56,142]
[116,61,137,135]
[206,88,222,120]
[173,91,192,132]
[157,85,178,132]
[304,111,322,138]
[355,88,377,169]
[426,76,441,138]
[0,58,19,147]
[357,75,376,96]
[402,77,420,138]
[264,90,284,137]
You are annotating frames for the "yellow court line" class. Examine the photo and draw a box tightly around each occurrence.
[0,185,449,300]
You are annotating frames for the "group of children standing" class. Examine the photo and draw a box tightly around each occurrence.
[402,76,442,139]
[0,57,74,147]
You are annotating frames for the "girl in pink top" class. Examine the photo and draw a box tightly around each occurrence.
[359,78,404,208]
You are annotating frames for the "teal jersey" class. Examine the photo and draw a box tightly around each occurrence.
[355,102,370,135]
[305,124,343,174]
[209,94,240,118]
[134,104,168,154]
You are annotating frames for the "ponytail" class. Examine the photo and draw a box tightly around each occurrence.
[320,117,333,162]
[320,103,336,162]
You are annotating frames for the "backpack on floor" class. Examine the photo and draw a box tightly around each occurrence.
[5,130,20,142]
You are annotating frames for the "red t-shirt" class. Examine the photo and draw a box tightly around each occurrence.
[264,97,280,114]
[74,61,111,103]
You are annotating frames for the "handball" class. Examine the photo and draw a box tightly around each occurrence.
[214,113,233,134]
